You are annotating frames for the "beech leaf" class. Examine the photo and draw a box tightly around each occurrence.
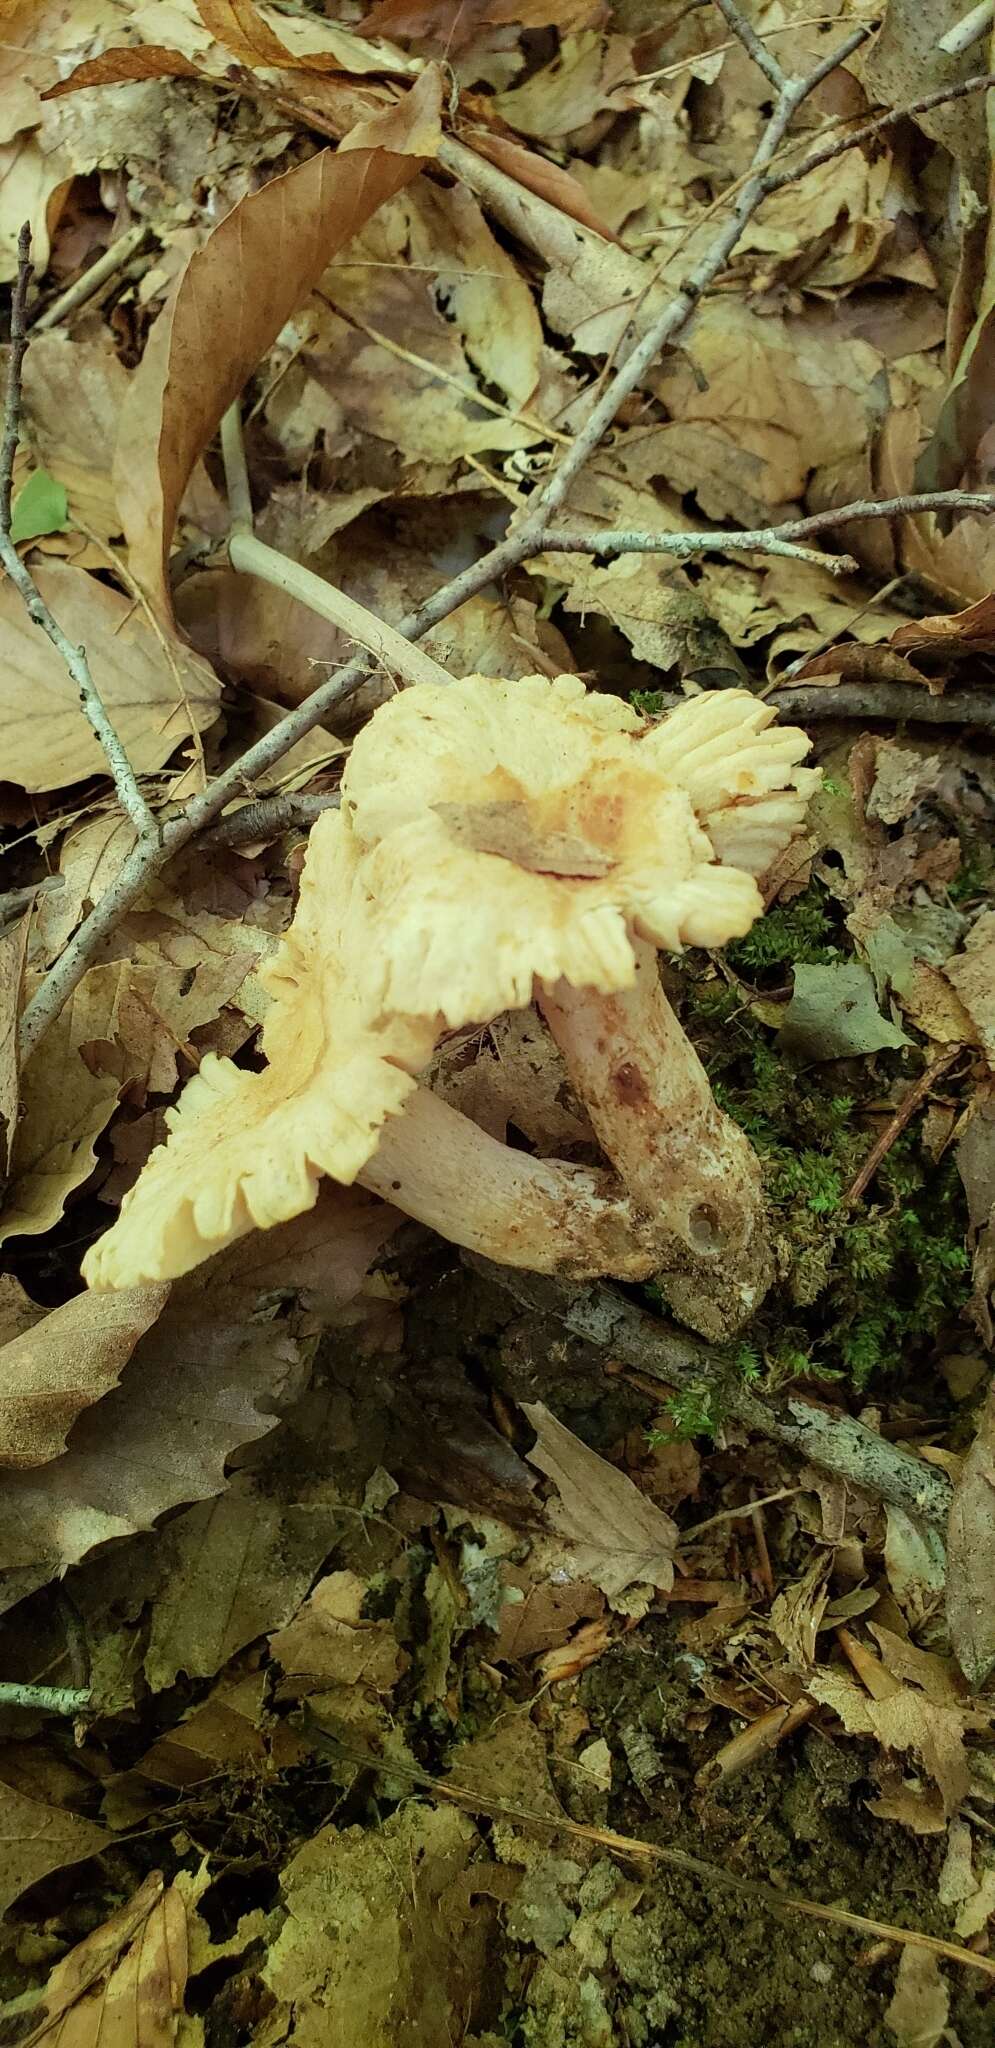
[0,1285,169,1470]
[523,1401,677,1602]
[114,73,441,620]
[946,1381,995,1686]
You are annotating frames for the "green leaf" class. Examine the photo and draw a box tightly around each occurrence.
[779,961,909,1062]
[10,469,70,545]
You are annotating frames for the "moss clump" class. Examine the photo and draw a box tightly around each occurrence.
[661,888,970,1407]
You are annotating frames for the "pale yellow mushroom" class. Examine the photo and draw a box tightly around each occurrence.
[84,675,818,1336]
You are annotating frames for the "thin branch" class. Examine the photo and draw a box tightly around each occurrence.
[763,71,995,195]
[767,682,995,727]
[0,1681,90,1715]
[842,1049,961,1207]
[711,0,788,90]
[198,790,339,852]
[541,526,857,571]
[544,491,995,564]
[29,221,148,333]
[0,226,159,846]
[938,2,992,56]
[0,875,63,926]
[470,1262,954,1528]
[227,527,456,690]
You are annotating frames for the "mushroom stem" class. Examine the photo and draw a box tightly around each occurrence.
[537,940,773,1336]
[356,1085,661,1280]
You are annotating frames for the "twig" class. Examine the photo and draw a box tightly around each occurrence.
[541,526,857,571]
[198,790,340,851]
[763,72,995,195]
[29,221,148,332]
[938,2,992,55]
[711,0,788,90]
[0,227,159,846]
[0,875,63,926]
[842,1049,961,1207]
[470,1262,954,1528]
[228,530,454,690]
[0,1681,90,1715]
[768,682,995,728]
[308,1725,995,1980]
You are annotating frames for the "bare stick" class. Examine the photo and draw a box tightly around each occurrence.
[768,682,995,728]
[711,0,788,89]
[198,790,339,851]
[763,71,995,195]
[541,526,856,570]
[842,1048,960,1207]
[0,1680,90,1715]
[0,227,158,845]
[29,221,148,332]
[938,2,992,56]
[471,1262,953,1528]
[543,490,995,563]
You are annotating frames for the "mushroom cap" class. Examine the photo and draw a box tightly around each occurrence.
[344,674,818,1028]
[84,675,817,1291]
[82,811,435,1289]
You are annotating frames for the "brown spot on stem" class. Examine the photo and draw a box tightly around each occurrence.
[612,1062,650,1108]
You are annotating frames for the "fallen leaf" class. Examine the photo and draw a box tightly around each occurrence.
[271,1568,408,1695]
[143,1477,342,1690]
[0,1778,109,1917]
[0,1284,168,1470]
[769,1552,832,1669]
[944,911,995,1071]
[946,1380,995,1687]
[16,1875,177,2048]
[10,467,69,544]
[22,331,130,544]
[808,1667,980,1820]
[523,1402,677,1603]
[884,1944,949,2048]
[42,46,203,97]
[262,1804,490,2044]
[0,1187,395,1595]
[780,961,910,1061]
[115,75,440,620]
[0,562,220,792]
[0,964,124,1246]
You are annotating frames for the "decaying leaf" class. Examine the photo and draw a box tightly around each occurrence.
[262,1804,492,2043]
[20,1871,187,2048]
[944,912,995,1071]
[0,562,220,791]
[946,1381,995,1688]
[115,73,441,618]
[0,1283,168,1470]
[523,1402,677,1603]
[884,1945,949,2048]
[271,1568,408,1696]
[0,1778,109,1918]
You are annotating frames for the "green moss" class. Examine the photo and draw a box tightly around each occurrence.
[725,883,841,972]
[665,909,971,1408]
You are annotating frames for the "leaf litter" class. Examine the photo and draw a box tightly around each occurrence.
[2,2,995,2044]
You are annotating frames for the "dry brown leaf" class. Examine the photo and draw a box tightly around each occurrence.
[0,563,220,791]
[0,1777,109,1918]
[808,1668,980,1820]
[115,74,440,620]
[946,1380,995,1688]
[884,1945,950,2048]
[0,963,124,1246]
[523,1401,677,1603]
[0,1284,168,1470]
[466,129,619,240]
[41,45,202,98]
[892,590,995,659]
[143,1478,344,1690]
[16,1872,173,2048]
[22,332,129,544]
[262,1804,489,2045]
[769,1552,832,1670]
[0,1187,396,1595]
[944,912,995,1070]
[493,32,637,146]
[271,1568,408,1695]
